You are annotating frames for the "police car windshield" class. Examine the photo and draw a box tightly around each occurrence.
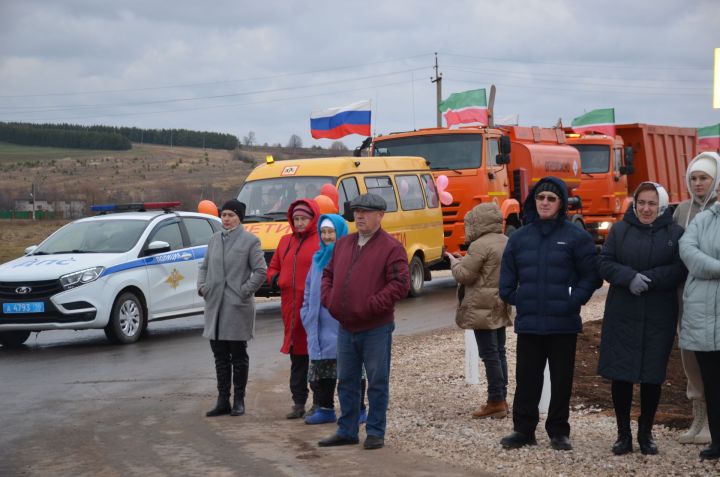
[34,219,148,254]
[238,177,334,220]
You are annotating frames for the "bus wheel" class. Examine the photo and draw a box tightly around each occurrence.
[408,256,425,298]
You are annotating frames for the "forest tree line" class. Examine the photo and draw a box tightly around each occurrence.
[0,122,239,150]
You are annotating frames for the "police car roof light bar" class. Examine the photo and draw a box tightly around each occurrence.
[90,202,182,214]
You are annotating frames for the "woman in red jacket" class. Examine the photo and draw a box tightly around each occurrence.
[268,198,320,418]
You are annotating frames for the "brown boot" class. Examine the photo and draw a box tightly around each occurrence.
[472,400,508,419]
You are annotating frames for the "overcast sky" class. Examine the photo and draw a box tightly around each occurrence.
[0,0,718,149]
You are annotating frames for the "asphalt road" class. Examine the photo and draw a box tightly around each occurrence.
[0,276,482,477]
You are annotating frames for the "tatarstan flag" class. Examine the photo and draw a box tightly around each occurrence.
[439,89,488,127]
[698,124,720,151]
[571,108,615,136]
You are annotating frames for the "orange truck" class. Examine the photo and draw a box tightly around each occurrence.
[371,125,582,254]
[565,124,697,242]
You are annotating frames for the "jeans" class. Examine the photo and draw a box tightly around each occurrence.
[513,333,577,438]
[474,328,508,401]
[336,322,394,439]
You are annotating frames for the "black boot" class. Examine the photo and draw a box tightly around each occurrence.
[231,346,249,417]
[637,418,658,455]
[612,412,633,455]
[207,341,232,417]
[700,443,720,460]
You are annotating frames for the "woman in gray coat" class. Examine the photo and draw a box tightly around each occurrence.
[680,200,720,460]
[197,199,267,417]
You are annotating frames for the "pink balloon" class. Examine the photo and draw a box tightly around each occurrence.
[436,175,449,192]
[439,191,453,206]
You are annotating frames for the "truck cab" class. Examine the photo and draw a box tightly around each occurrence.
[566,133,634,241]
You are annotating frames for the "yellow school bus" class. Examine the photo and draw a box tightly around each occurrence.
[237,156,444,297]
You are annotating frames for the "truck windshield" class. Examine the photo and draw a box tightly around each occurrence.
[572,144,611,174]
[373,134,482,170]
[238,176,335,220]
[33,219,147,254]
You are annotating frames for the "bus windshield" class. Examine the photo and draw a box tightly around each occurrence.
[373,134,482,170]
[571,144,611,174]
[237,176,335,221]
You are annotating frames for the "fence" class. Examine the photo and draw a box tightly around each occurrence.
[0,210,59,220]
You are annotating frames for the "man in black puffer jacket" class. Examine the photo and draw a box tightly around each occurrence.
[499,176,602,451]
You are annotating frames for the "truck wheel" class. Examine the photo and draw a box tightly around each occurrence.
[0,330,31,347]
[105,292,145,344]
[408,255,425,298]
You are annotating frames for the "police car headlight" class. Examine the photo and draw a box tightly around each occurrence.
[60,266,105,290]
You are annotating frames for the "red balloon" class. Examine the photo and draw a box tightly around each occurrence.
[198,199,219,216]
[314,194,338,214]
[320,184,339,208]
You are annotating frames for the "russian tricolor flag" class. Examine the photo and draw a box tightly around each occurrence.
[310,100,371,139]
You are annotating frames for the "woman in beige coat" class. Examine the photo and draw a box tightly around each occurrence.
[448,203,512,419]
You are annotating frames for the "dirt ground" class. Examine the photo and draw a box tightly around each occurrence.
[573,319,692,428]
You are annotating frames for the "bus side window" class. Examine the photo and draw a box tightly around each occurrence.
[421,174,439,208]
[364,176,398,212]
[338,177,360,215]
[396,174,425,211]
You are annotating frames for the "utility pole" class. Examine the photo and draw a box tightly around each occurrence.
[30,182,36,221]
[431,52,443,127]
[170,130,173,148]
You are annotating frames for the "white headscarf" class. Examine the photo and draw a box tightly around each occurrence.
[633,181,669,219]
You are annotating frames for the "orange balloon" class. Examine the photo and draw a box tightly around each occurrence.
[198,199,219,217]
[320,184,339,208]
[314,194,338,214]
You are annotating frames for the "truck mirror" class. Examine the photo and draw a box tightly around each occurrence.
[623,146,635,174]
[496,153,511,165]
[342,201,355,222]
[499,136,511,154]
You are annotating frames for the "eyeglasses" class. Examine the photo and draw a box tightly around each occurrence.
[535,194,558,203]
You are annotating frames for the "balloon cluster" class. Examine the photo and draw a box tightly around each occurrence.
[314,183,339,214]
[436,174,453,205]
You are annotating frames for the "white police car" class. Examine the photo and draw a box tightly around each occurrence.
[0,202,222,347]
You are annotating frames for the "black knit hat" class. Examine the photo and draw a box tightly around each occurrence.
[220,199,246,221]
[534,181,562,198]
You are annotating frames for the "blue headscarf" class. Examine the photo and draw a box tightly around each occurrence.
[312,213,349,270]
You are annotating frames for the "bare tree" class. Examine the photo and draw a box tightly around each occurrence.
[242,131,256,147]
[286,134,303,149]
[330,141,348,152]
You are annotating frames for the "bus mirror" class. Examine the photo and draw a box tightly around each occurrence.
[342,201,355,222]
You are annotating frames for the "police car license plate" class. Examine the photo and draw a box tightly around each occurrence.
[3,302,44,314]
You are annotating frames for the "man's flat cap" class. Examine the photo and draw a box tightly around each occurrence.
[349,193,387,211]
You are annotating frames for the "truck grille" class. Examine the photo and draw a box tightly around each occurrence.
[0,280,63,300]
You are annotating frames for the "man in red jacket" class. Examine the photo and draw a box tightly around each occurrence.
[267,198,320,419]
[318,193,409,450]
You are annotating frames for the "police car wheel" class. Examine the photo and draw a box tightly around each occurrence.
[0,330,31,347]
[105,292,145,344]
[408,255,425,298]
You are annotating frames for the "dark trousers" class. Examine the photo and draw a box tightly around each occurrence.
[290,352,309,406]
[513,333,577,438]
[209,340,249,399]
[695,351,720,444]
[313,378,336,408]
[474,327,508,401]
[611,380,661,434]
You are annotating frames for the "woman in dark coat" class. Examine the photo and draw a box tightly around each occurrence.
[598,182,686,455]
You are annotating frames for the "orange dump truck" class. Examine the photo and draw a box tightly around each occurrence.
[372,125,582,254]
[566,123,697,242]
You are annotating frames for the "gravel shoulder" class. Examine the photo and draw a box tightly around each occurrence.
[386,287,720,476]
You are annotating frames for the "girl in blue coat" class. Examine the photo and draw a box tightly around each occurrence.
[300,214,349,424]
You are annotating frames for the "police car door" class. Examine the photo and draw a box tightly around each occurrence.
[143,219,196,317]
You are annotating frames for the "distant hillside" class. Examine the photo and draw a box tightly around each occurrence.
[0,142,357,213]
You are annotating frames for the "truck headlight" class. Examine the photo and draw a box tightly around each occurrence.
[599,221,611,230]
[60,266,105,290]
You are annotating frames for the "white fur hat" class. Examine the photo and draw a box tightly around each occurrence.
[688,154,718,179]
